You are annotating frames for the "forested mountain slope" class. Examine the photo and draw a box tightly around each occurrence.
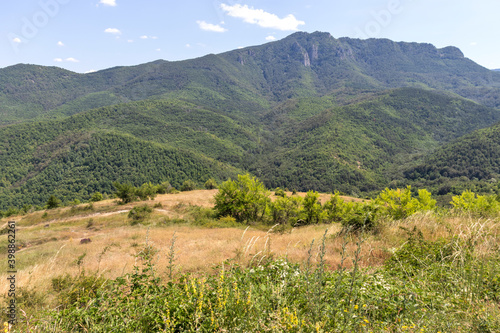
[2,31,500,125]
[2,31,500,209]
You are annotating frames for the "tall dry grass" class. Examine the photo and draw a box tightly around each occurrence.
[1,190,500,309]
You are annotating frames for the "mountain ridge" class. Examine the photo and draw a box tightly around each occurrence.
[2,31,500,209]
[3,31,500,125]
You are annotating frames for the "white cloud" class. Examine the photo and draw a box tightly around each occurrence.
[156,48,161,52]
[104,28,121,34]
[55,57,79,63]
[220,4,305,31]
[196,20,227,32]
[140,35,148,39]
[13,37,22,43]
[265,35,276,41]
[185,43,191,48]
[470,42,477,46]
[57,41,64,46]
[85,69,97,74]
[127,39,134,43]
[99,0,116,6]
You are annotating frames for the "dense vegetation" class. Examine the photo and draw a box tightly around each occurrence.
[2,31,500,209]
[1,87,499,210]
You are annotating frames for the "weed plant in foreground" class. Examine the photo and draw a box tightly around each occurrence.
[5,217,500,333]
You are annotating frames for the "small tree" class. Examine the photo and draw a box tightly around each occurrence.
[376,186,436,220]
[46,195,62,209]
[302,191,323,224]
[90,192,104,202]
[451,190,499,216]
[274,187,286,198]
[270,195,303,225]
[323,192,347,223]
[214,174,270,223]
[136,182,157,200]
[113,182,137,204]
[156,181,173,194]
[180,180,197,192]
[204,178,218,190]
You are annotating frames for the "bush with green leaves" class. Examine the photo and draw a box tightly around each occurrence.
[214,174,270,223]
[451,190,500,216]
[269,194,303,225]
[113,181,138,204]
[375,186,436,220]
[274,187,286,198]
[323,192,350,223]
[300,191,323,225]
[128,205,153,224]
[89,192,103,202]
[204,178,218,190]
[180,179,197,192]
[136,182,158,200]
[45,195,62,209]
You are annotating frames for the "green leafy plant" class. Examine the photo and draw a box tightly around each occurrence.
[375,186,436,220]
[204,178,218,190]
[128,205,153,224]
[214,174,270,223]
[451,190,500,216]
[181,179,197,192]
[45,195,62,209]
[301,191,323,225]
[89,192,104,202]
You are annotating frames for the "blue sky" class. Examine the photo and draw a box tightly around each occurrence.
[2,0,500,73]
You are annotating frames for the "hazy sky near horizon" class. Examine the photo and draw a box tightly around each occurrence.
[2,0,499,73]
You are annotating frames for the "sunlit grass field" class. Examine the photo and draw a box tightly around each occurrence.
[1,189,500,332]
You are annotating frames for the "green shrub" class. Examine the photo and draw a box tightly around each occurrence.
[180,179,197,192]
[113,181,138,204]
[274,187,286,198]
[340,201,379,233]
[375,186,436,220]
[204,178,218,190]
[323,192,348,223]
[156,181,172,194]
[128,205,153,224]
[451,190,500,216]
[301,191,323,225]
[46,195,62,209]
[136,182,158,200]
[89,192,104,202]
[214,174,270,223]
[270,195,303,225]
[2,206,19,217]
